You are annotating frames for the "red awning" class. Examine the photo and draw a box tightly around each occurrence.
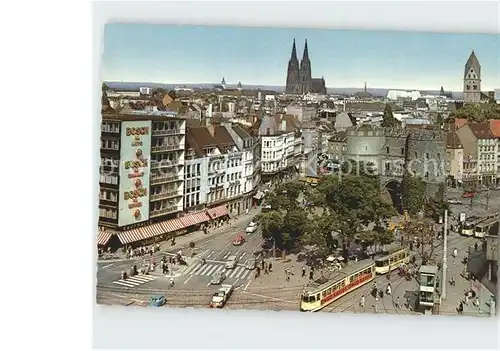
[179,211,210,227]
[97,230,113,246]
[160,218,184,233]
[117,222,165,245]
[206,205,229,220]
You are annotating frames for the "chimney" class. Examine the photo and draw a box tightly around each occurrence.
[281,120,287,132]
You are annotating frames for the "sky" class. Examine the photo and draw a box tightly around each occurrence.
[102,24,499,91]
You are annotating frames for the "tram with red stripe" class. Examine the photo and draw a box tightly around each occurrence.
[299,261,376,312]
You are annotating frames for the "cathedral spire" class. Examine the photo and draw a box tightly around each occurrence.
[302,39,309,61]
[290,38,298,61]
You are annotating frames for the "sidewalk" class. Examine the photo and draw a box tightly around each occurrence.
[98,207,261,263]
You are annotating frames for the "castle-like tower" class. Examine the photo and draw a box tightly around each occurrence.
[285,39,326,95]
[463,50,481,104]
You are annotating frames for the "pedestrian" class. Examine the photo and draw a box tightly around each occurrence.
[360,295,365,308]
[395,296,400,309]
[474,242,478,251]
[457,301,464,314]
[450,276,456,286]
[309,270,314,280]
[262,260,265,270]
[268,263,272,272]
[386,284,392,296]
[302,267,306,278]
[453,248,458,258]
[409,242,413,251]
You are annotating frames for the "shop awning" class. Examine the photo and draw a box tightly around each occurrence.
[253,191,264,200]
[97,230,113,246]
[160,218,184,233]
[117,222,166,245]
[179,211,210,228]
[207,205,229,220]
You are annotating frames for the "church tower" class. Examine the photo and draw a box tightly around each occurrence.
[299,39,312,94]
[285,39,301,94]
[463,50,481,104]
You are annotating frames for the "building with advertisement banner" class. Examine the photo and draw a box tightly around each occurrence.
[118,121,152,226]
[98,103,187,248]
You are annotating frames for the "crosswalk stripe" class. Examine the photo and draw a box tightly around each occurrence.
[223,252,231,259]
[215,266,224,274]
[197,264,214,275]
[205,265,219,276]
[113,281,136,287]
[185,263,201,275]
[128,276,156,282]
[234,267,246,279]
[240,252,246,260]
[193,264,206,274]
[239,269,250,280]
[228,266,242,278]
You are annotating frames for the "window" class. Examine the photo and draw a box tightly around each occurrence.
[414,152,418,158]
[426,153,429,159]
[386,146,389,154]
[425,172,429,179]
[466,85,471,90]
[473,85,478,90]
[401,148,404,155]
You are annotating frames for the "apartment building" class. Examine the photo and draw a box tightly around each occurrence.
[455,121,498,187]
[445,130,464,187]
[258,114,299,184]
[98,110,186,247]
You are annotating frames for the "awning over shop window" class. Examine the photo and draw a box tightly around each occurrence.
[179,211,210,228]
[97,230,113,246]
[207,205,229,220]
[160,218,184,233]
[253,191,264,200]
[117,222,166,245]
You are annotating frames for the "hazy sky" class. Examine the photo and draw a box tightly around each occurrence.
[102,24,499,91]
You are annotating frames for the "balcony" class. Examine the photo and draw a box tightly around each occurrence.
[150,190,182,201]
[209,184,224,191]
[150,206,178,217]
[150,174,183,185]
[151,160,181,170]
[152,144,183,153]
[152,129,180,136]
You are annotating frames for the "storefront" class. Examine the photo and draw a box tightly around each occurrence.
[253,191,264,207]
[116,218,184,247]
[179,210,211,232]
[206,205,230,228]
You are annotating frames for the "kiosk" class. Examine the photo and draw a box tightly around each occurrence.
[418,265,440,314]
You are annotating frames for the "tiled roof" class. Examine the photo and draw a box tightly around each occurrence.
[232,124,251,140]
[489,120,500,137]
[464,50,481,78]
[446,131,463,149]
[188,127,218,150]
[454,118,468,129]
[468,122,495,139]
[213,126,236,149]
[329,130,347,142]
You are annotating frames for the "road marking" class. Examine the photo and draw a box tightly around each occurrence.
[229,266,243,278]
[206,281,212,287]
[215,266,224,274]
[243,291,296,304]
[239,270,251,280]
[102,263,114,269]
[233,278,239,287]
[223,252,231,259]
[208,259,226,264]
[113,281,137,287]
[240,252,246,260]
[183,275,193,284]
[206,265,220,276]
[198,264,213,275]
[206,251,213,259]
[235,250,241,257]
[234,267,245,279]
[185,263,201,275]
[201,249,210,256]
[244,280,252,291]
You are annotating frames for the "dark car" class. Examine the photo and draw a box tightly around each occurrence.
[261,240,273,250]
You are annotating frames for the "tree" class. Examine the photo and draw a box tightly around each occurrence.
[401,218,436,266]
[255,210,283,241]
[436,113,444,126]
[401,171,426,216]
[381,104,399,127]
[451,103,500,122]
[300,213,338,268]
[424,184,451,220]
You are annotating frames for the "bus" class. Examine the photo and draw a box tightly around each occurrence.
[474,216,499,239]
[299,261,375,312]
[373,247,410,274]
[460,216,480,236]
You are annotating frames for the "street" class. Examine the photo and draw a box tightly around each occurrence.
[96,199,493,316]
[446,188,500,218]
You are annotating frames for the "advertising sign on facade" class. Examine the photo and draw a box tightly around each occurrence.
[118,121,152,227]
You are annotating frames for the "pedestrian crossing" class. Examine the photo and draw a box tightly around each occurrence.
[113,274,158,288]
[184,262,252,280]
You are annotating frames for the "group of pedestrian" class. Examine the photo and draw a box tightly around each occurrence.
[126,244,160,259]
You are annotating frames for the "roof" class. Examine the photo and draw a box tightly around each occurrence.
[232,124,251,140]
[329,130,347,142]
[454,118,468,129]
[489,120,500,137]
[213,126,236,150]
[464,50,481,78]
[468,122,495,139]
[188,127,218,152]
[419,265,438,275]
[446,131,463,149]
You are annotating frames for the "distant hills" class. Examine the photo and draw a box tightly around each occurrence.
[103,81,464,99]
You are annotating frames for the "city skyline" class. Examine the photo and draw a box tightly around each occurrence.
[102,24,499,92]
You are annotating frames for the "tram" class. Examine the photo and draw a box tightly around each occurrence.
[374,247,410,274]
[474,216,499,239]
[460,216,479,236]
[299,261,375,312]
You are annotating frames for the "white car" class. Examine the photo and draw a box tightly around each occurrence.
[225,255,238,269]
[245,222,258,234]
[447,199,463,205]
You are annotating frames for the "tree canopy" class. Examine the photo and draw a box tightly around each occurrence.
[451,103,500,122]
[401,171,426,216]
[381,104,399,128]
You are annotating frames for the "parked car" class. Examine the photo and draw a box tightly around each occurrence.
[462,192,476,198]
[245,222,258,234]
[232,234,246,246]
[447,199,463,205]
[149,295,166,307]
[225,255,238,269]
[210,271,227,285]
[245,258,256,270]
